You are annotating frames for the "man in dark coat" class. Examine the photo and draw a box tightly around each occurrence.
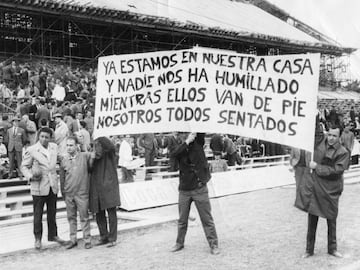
[170,133,219,255]
[302,124,349,258]
[89,137,120,247]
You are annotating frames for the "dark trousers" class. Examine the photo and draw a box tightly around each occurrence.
[176,185,218,248]
[306,213,337,254]
[32,188,58,241]
[8,150,22,177]
[144,149,155,167]
[96,207,118,242]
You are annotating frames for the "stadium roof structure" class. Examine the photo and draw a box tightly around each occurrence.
[0,0,355,56]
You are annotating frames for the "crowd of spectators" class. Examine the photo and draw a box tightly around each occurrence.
[1,59,359,179]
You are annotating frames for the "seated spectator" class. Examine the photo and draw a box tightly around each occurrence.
[0,134,8,179]
[209,151,228,173]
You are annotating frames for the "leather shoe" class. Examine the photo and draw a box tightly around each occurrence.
[302,252,314,258]
[49,236,66,245]
[329,251,343,258]
[34,239,41,250]
[84,242,92,249]
[65,241,77,249]
[95,238,109,246]
[106,241,116,248]
[210,246,220,255]
[170,243,184,252]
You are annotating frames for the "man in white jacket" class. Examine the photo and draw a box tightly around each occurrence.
[21,127,65,249]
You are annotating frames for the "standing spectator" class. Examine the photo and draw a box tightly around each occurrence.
[0,114,12,138]
[209,151,228,173]
[38,71,47,97]
[29,80,40,98]
[209,134,224,157]
[340,124,355,158]
[19,114,37,146]
[51,79,66,103]
[0,135,7,179]
[29,97,40,123]
[162,132,181,172]
[21,127,66,250]
[302,124,349,258]
[54,113,69,156]
[35,100,51,129]
[19,98,31,117]
[170,133,219,255]
[349,106,356,122]
[118,136,133,182]
[137,133,157,167]
[65,113,79,136]
[59,136,94,250]
[223,135,242,166]
[5,116,27,179]
[89,137,120,247]
[329,105,338,126]
[84,110,94,136]
[77,121,91,151]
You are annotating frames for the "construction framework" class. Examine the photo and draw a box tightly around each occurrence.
[0,0,356,72]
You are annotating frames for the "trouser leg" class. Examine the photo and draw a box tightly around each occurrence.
[15,150,22,176]
[8,151,15,176]
[193,187,218,248]
[33,195,46,240]
[46,188,58,240]
[327,218,337,253]
[176,191,192,245]
[107,207,118,242]
[306,213,319,254]
[65,195,78,243]
[96,209,108,241]
[75,195,91,244]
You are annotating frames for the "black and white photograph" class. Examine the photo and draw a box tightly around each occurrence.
[0,0,360,269]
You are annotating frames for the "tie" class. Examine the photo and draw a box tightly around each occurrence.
[13,127,16,136]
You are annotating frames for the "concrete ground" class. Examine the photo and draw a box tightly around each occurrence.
[1,181,360,270]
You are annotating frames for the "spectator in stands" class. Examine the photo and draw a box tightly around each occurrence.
[0,135,7,179]
[19,114,37,146]
[29,80,40,98]
[21,127,66,250]
[0,115,12,138]
[223,135,242,166]
[350,106,356,122]
[19,98,31,117]
[209,134,224,157]
[38,70,47,96]
[340,123,355,160]
[59,136,94,250]
[35,99,50,129]
[137,133,158,167]
[162,132,181,172]
[76,121,91,151]
[170,133,219,255]
[209,151,228,173]
[51,79,66,103]
[64,88,77,103]
[118,135,135,182]
[65,113,79,136]
[329,105,338,126]
[54,113,69,156]
[5,116,27,179]
[84,110,94,136]
[90,137,120,247]
[29,97,40,123]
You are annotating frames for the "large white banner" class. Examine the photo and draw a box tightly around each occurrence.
[94,47,320,152]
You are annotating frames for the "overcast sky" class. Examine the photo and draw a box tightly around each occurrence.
[267,0,360,80]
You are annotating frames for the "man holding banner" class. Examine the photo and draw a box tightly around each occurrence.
[170,132,219,255]
[300,123,349,258]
